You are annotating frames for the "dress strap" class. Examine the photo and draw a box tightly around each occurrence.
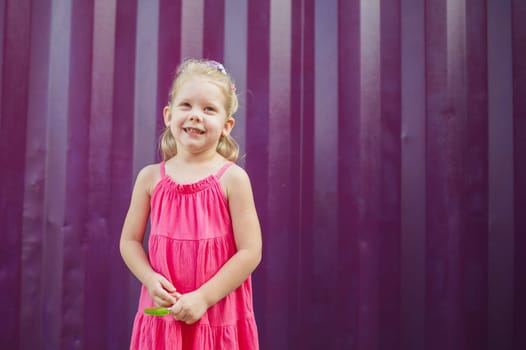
[216,162,233,179]
[160,161,166,177]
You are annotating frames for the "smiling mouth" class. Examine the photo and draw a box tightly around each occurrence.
[183,127,205,135]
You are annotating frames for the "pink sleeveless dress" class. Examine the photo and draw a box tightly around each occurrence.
[130,162,259,350]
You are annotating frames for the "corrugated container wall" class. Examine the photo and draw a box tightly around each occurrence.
[1,0,524,349]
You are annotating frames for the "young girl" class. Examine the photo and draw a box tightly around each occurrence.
[120,59,262,349]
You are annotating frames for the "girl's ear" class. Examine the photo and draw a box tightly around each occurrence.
[163,106,172,127]
[222,117,235,136]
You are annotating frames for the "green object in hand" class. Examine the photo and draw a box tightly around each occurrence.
[144,307,171,316]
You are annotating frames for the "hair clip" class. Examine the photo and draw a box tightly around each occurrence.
[209,60,227,75]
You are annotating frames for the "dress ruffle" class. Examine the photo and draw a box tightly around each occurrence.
[131,313,259,350]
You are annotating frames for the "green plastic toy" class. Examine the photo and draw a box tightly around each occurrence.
[143,307,171,316]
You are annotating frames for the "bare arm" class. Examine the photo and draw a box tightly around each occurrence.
[119,164,177,307]
[171,165,262,323]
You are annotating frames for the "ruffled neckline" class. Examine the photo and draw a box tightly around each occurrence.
[155,173,219,194]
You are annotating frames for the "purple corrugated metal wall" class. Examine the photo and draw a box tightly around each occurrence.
[1,0,524,349]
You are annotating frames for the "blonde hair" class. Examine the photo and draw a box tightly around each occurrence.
[160,58,240,161]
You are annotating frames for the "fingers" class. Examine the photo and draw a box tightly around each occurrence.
[171,291,183,299]
[170,302,184,319]
[157,279,178,307]
[170,300,195,324]
[146,273,179,307]
[156,287,176,306]
[171,310,194,324]
[169,292,206,324]
[159,276,177,295]
[152,292,173,308]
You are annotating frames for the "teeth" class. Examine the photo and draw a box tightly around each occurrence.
[185,127,203,134]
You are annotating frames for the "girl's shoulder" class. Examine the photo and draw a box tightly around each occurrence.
[135,162,163,194]
[138,162,161,175]
[221,162,253,194]
[221,162,249,181]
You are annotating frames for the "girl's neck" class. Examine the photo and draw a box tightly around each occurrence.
[172,148,224,166]
[165,151,227,185]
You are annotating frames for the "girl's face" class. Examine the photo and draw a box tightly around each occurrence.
[163,76,234,156]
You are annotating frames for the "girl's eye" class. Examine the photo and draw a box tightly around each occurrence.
[204,106,215,112]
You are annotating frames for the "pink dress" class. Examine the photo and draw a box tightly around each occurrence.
[130,161,259,349]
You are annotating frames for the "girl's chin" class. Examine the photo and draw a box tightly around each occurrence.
[178,141,218,153]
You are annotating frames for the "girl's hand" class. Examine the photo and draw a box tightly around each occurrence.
[170,290,209,324]
[144,272,178,308]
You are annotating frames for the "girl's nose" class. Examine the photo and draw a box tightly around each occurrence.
[189,112,202,121]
